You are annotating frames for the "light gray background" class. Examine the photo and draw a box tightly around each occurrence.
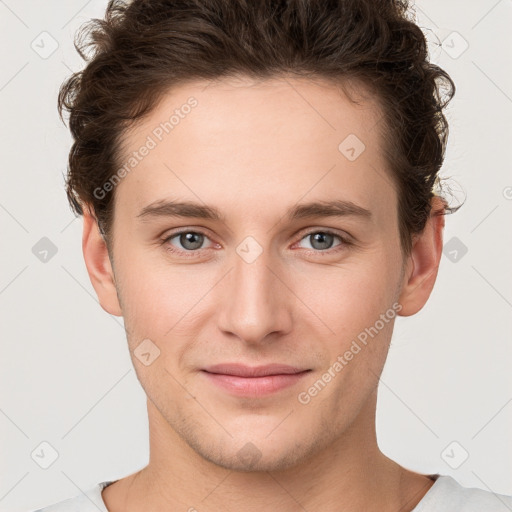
[1,1,511,511]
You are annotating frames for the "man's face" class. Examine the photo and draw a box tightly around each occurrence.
[108,76,407,471]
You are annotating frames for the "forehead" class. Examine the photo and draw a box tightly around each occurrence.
[115,75,396,225]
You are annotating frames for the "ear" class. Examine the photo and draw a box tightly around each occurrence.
[397,196,446,317]
[82,208,122,316]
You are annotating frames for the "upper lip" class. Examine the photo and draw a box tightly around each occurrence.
[202,364,309,377]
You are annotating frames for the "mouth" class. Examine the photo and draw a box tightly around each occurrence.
[200,364,311,396]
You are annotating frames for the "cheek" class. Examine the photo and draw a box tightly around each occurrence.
[300,254,400,336]
[115,251,217,348]
[303,260,400,409]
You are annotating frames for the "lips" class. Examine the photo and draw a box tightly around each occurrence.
[201,364,311,396]
[202,363,308,377]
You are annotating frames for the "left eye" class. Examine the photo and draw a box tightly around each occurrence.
[297,231,343,251]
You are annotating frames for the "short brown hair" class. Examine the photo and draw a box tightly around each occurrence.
[58,0,459,256]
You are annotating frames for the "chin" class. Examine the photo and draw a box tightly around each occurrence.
[199,445,310,473]
[182,425,324,474]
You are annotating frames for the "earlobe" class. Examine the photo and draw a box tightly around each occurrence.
[397,196,446,317]
[82,209,123,317]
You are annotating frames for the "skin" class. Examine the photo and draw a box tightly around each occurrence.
[82,75,445,511]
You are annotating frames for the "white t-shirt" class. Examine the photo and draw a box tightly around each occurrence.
[31,474,512,511]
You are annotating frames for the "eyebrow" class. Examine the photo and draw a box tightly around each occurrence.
[137,198,372,223]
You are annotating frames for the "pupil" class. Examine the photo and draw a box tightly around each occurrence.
[181,232,203,250]
[311,232,333,250]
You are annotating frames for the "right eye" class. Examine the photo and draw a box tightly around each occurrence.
[162,229,217,257]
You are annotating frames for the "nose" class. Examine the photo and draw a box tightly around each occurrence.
[216,245,293,346]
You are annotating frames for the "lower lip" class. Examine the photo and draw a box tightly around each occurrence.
[201,370,310,396]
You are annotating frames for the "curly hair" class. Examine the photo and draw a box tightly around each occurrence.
[58,0,459,256]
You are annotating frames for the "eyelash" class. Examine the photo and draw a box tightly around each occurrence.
[160,228,352,259]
